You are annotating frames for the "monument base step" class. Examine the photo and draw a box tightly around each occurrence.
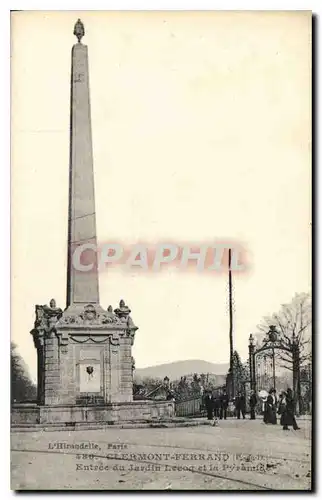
[11,417,213,432]
[11,400,179,427]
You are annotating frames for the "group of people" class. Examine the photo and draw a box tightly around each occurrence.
[203,387,300,430]
[264,387,300,431]
[204,389,229,420]
[204,389,257,421]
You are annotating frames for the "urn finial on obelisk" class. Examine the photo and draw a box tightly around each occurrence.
[73,19,85,43]
[66,19,99,307]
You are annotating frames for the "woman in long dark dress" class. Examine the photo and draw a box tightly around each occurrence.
[279,389,300,430]
[279,392,288,429]
[267,388,277,424]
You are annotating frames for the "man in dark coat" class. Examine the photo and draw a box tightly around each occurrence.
[213,396,220,419]
[249,390,257,420]
[220,389,229,420]
[235,392,246,419]
[204,391,214,420]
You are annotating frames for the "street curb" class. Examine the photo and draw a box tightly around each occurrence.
[11,419,214,432]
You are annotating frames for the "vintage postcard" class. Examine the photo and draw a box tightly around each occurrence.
[11,11,312,491]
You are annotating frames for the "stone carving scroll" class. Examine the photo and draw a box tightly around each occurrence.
[31,299,63,348]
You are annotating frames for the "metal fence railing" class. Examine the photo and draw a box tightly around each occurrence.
[175,397,206,418]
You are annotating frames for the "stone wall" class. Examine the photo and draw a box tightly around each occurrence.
[11,401,175,426]
[117,336,133,402]
[43,335,60,405]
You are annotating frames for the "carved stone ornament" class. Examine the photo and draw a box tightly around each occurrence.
[56,330,69,348]
[80,304,97,322]
[33,299,63,334]
[70,335,109,344]
[59,314,83,325]
[102,305,121,324]
[59,304,124,326]
[114,300,131,322]
[110,332,121,346]
[30,329,44,349]
[86,365,94,377]
[31,299,63,348]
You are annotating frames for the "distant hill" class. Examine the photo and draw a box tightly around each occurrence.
[134,359,229,382]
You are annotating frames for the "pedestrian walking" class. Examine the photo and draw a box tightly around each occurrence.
[204,390,213,420]
[279,389,300,430]
[267,388,277,424]
[235,392,246,419]
[213,396,220,419]
[220,389,229,420]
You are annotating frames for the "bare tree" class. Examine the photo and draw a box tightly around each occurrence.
[256,292,312,372]
[255,293,311,413]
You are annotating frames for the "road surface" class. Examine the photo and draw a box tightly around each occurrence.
[11,417,312,490]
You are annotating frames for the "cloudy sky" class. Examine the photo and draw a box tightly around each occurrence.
[11,11,311,382]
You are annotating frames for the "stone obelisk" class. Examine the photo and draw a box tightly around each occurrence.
[66,18,99,307]
[31,21,138,411]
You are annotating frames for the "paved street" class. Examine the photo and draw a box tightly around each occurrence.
[11,418,312,491]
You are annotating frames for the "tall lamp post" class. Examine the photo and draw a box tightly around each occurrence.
[267,325,278,389]
[248,334,256,391]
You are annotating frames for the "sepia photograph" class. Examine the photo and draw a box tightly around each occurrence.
[10,10,312,491]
